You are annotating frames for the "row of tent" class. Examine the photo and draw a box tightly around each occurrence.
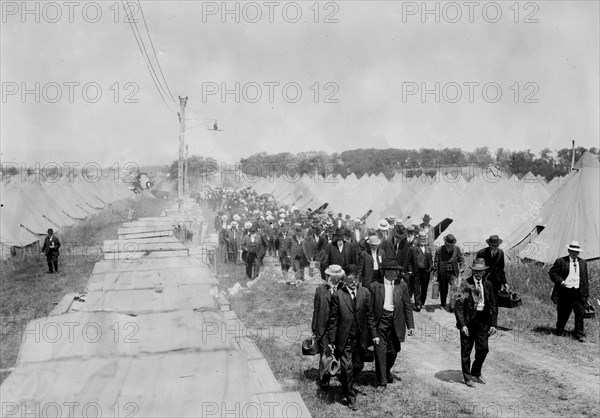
[1,174,134,249]
[231,153,599,263]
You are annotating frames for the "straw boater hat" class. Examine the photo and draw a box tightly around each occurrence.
[567,241,581,252]
[279,213,286,218]
[444,234,456,245]
[325,264,344,277]
[366,236,381,246]
[244,221,253,229]
[486,235,503,246]
[232,214,241,221]
[377,219,390,230]
[470,258,489,271]
[418,231,427,239]
[266,210,272,216]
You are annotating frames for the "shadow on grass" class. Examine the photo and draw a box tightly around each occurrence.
[434,369,464,384]
[532,325,556,335]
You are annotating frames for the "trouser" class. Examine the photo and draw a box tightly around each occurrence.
[374,310,399,386]
[556,287,585,338]
[338,334,364,405]
[460,312,489,382]
[245,252,260,280]
[410,269,430,307]
[438,274,450,307]
[293,256,308,280]
[46,251,59,272]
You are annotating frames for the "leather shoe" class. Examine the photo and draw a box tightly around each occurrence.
[473,376,486,384]
[465,380,476,388]
[575,336,586,343]
[387,373,399,384]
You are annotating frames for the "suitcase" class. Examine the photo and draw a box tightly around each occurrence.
[584,301,595,319]
[497,290,522,308]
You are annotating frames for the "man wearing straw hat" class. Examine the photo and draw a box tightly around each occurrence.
[549,241,589,342]
[325,265,377,411]
[312,264,344,390]
[370,260,415,389]
[455,258,497,387]
[358,235,385,288]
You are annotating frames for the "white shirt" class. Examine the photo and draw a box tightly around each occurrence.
[383,279,394,311]
[372,250,379,270]
[337,242,344,253]
[355,230,360,242]
[563,258,580,289]
[475,279,485,311]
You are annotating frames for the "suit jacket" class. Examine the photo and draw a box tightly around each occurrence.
[324,242,358,268]
[433,245,465,280]
[419,223,436,248]
[549,256,589,302]
[358,248,385,287]
[287,235,305,262]
[325,286,377,356]
[454,276,498,329]
[369,279,414,347]
[302,233,320,261]
[312,284,336,345]
[226,229,241,247]
[406,244,433,277]
[380,237,410,271]
[240,234,266,256]
[42,235,61,255]
[476,247,507,286]
[275,230,290,254]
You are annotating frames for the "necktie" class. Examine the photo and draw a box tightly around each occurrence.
[476,280,483,299]
[573,259,577,273]
[351,290,357,309]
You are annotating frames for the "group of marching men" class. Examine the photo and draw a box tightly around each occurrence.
[205,191,591,410]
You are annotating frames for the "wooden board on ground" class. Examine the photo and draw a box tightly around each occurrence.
[117,230,174,240]
[86,268,218,292]
[92,257,206,274]
[118,226,174,235]
[71,284,215,314]
[102,240,185,253]
[16,310,234,364]
[1,350,249,418]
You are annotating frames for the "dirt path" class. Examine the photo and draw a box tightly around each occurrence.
[402,305,599,417]
[254,258,599,417]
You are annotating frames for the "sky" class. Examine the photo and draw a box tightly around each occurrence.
[1,0,599,168]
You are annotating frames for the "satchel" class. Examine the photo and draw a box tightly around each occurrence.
[584,301,595,319]
[497,290,522,308]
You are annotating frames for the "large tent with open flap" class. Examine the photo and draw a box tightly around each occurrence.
[504,152,600,263]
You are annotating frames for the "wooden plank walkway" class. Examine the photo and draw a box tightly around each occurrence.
[1,202,311,417]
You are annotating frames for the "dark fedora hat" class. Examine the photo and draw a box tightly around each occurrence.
[422,214,431,221]
[47,228,54,234]
[444,234,456,245]
[343,264,358,277]
[302,336,320,355]
[380,260,402,270]
[486,235,503,246]
[393,224,407,239]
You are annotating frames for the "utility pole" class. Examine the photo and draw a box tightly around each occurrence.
[184,144,189,196]
[177,96,188,210]
[571,139,576,171]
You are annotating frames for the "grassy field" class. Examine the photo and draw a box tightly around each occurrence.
[206,206,599,417]
[0,193,174,383]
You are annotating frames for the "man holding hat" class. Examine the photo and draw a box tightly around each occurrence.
[406,231,434,311]
[369,260,415,389]
[476,235,508,299]
[358,235,385,288]
[325,263,377,410]
[549,241,589,342]
[41,228,61,274]
[312,264,344,390]
[455,258,498,387]
[433,234,465,311]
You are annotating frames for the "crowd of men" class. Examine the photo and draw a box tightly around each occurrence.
[201,186,590,410]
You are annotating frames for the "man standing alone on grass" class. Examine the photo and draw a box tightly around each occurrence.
[369,260,415,390]
[549,241,589,342]
[454,258,497,387]
[325,265,377,411]
[41,228,61,274]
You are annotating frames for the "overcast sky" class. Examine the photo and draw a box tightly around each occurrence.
[1,1,599,167]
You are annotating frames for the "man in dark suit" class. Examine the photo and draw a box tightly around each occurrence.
[275,222,291,273]
[419,214,435,250]
[322,228,358,271]
[380,224,411,273]
[406,231,434,311]
[325,266,377,411]
[455,258,498,387]
[433,234,465,311]
[369,261,415,389]
[358,235,385,288]
[549,241,589,342]
[312,264,344,390]
[476,235,508,298]
[41,228,61,274]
